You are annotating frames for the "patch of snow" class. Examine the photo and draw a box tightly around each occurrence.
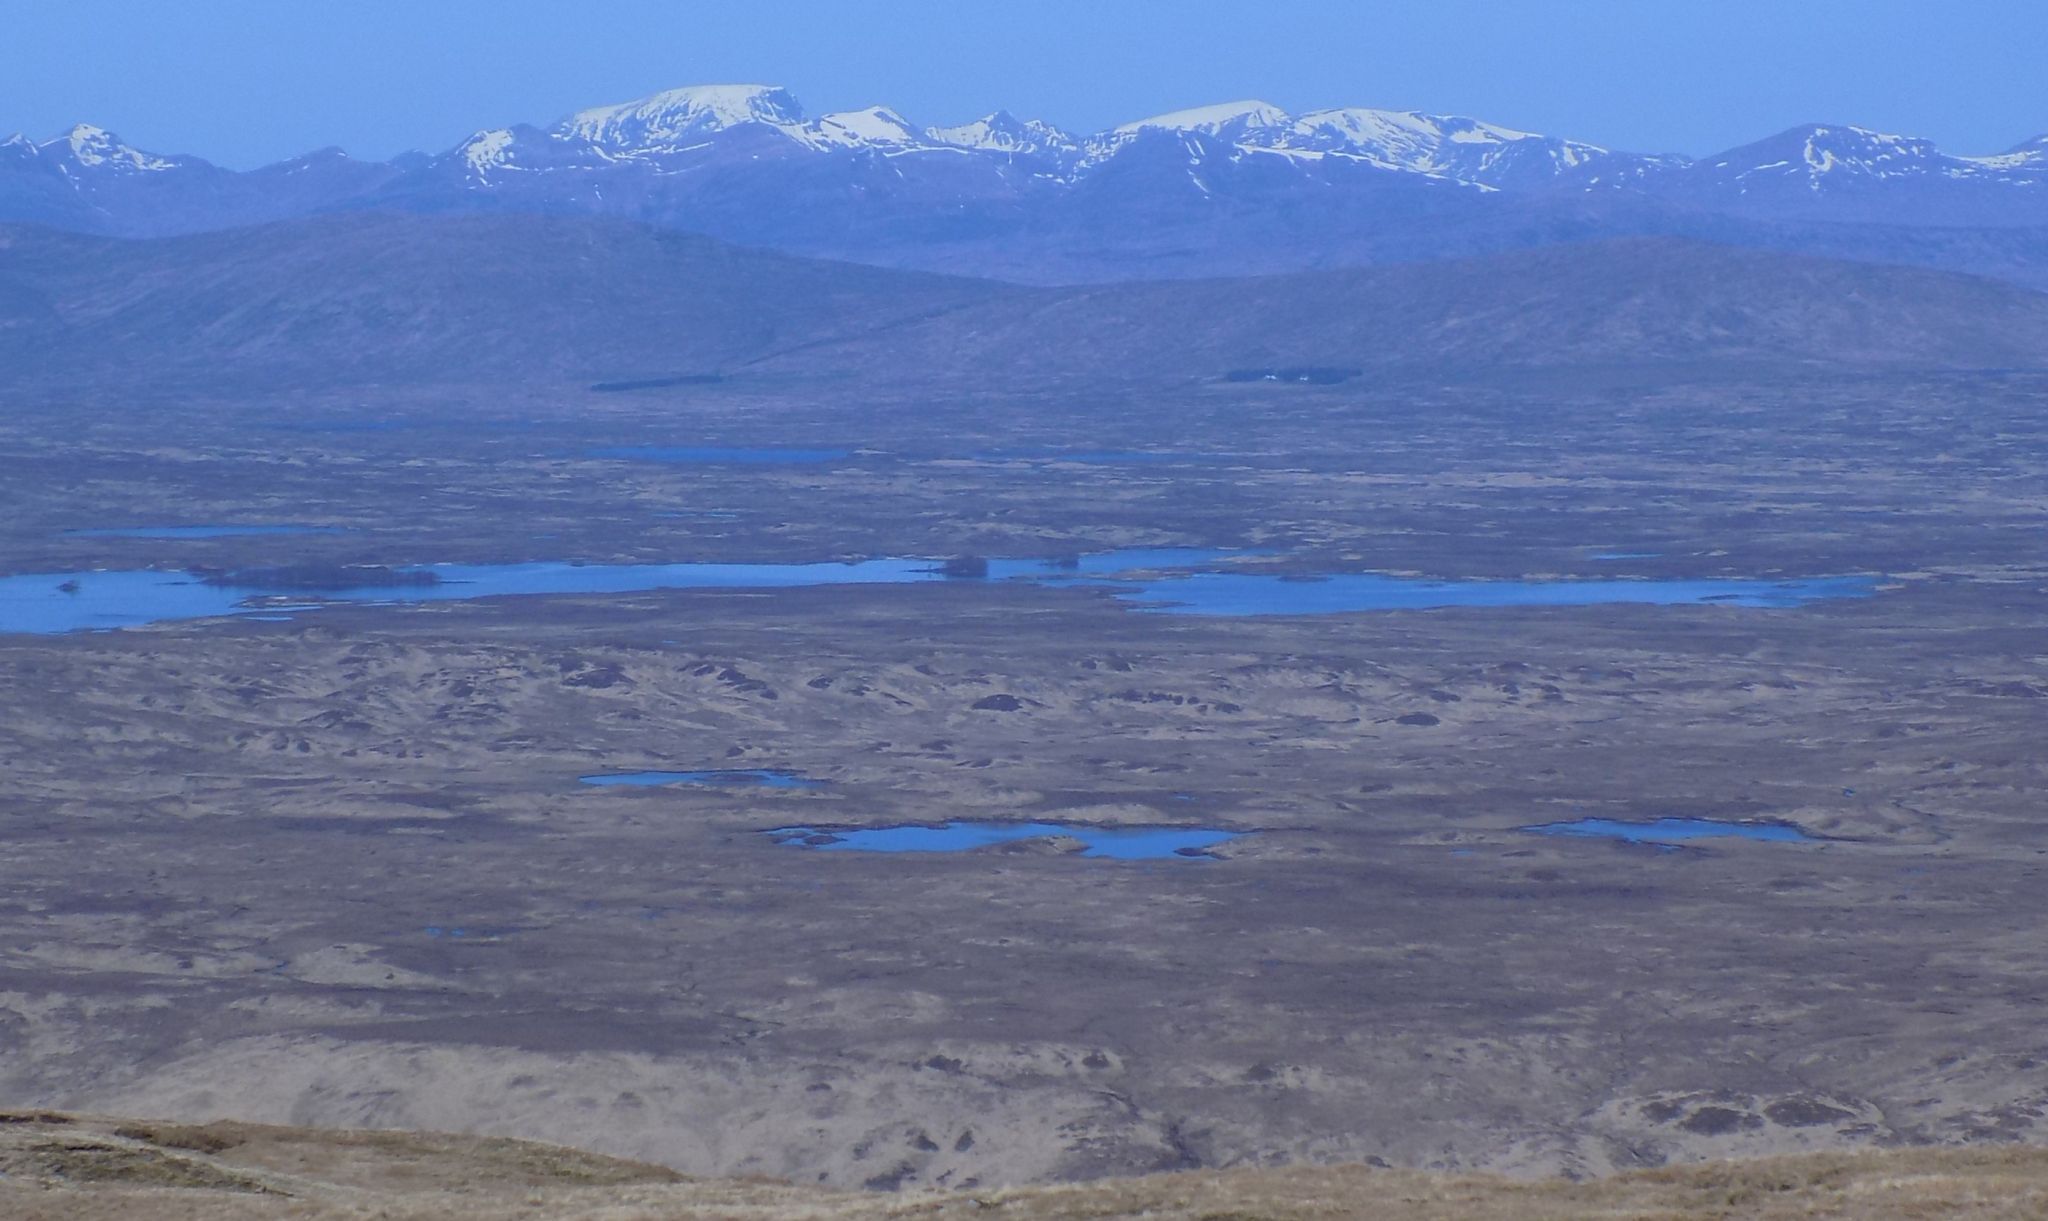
[927,111,1078,156]
[1115,99,1290,136]
[43,124,176,172]
[1282,107,1608,185]
[459,129,516,179]
[1958,136,2048,172]
[558,84,808,149]
[1703,121,2048,194]
[805,106,924,149]
[1444,121,1529,144]
[1244,144,1328,163]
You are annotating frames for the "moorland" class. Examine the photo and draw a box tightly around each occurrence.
[2,214,2047,1200]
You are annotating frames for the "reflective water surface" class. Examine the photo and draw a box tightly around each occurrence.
[0,548,1876,635]
[765,821,1243,859]
[1525,817,1819,844]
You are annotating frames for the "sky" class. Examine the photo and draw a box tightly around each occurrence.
[4,0,2044,169]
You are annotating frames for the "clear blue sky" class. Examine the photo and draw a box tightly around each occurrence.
[4,0,2043,168]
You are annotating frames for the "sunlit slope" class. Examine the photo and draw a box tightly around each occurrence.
[6,1112,2048,1220]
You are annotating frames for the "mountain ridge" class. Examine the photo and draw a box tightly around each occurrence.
[10,85,2042,198]
[5,85,2047,288]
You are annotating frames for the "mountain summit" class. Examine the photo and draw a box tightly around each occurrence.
[558,83,807,147]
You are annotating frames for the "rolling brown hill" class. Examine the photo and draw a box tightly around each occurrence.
[5,1111,2048,1220]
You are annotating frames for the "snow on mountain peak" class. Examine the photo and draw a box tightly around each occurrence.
[927,111,1079,156]
[1673,121,2048,204]
[807,106,924,149]
[1804,124,1926,166]
[1273,107,1609,183]
[459,129,518,178]
[42,123,176,172]
[1115,100,1290,137]
[1961,133,2048,171]
[558,84,806,149]
[1699,123,1989,192]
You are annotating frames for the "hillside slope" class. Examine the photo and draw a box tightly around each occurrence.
[0,212,1009,386]
[5,1112,2048,1220]
[776,236,2048,382]
[6,216,2048,392]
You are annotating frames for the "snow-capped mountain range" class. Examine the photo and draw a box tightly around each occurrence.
[4,84,2045,282]
[436,85,1689,190]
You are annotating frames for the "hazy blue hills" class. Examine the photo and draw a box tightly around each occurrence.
[4,86,2047,287]
[0,213,1002,385]
[777,237,2048,382]
[6,214,2046,391]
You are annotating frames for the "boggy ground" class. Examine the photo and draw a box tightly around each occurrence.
[5,369,2048,581]
[7,1112,2048,1220]
[1,372,2046,1189]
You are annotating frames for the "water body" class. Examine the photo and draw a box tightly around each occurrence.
[766,821,1242,859]
[581,769,823,790]
[1526,817,1819,844]
[64,525,345,540]
[422,925,517,939]
[0,551,1875,635]
[1070,572,1875,616]
[0,552,1236,634]
[587,446,850,464]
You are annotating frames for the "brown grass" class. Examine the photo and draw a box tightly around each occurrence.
[4,1113,2048,1220]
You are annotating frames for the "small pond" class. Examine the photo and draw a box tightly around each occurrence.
[765,820,1242,859]
[581,769,823,790]
[1525,817,1819,844]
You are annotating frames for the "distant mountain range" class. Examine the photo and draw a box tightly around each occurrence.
[7,213,2046,392]
[5,84,2048,285]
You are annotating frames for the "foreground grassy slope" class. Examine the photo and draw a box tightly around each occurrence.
[6,1112,2048,1220]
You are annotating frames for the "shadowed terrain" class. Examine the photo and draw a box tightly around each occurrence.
[5,215,2048,391]
[0,214,1004,385]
